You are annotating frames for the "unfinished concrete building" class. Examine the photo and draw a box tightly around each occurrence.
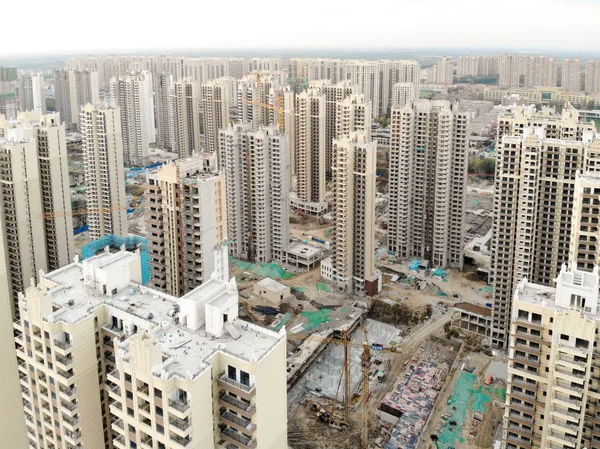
[145,153,228,297]
[503,264,600,449]
[218,123,290,263]
[490,106,597,348]
[321,132,381,296]
[387,99,469,270]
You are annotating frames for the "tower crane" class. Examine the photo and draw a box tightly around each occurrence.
[243,71,290,132]
[292,327,395,447]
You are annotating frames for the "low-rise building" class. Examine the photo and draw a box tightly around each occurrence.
[451,302,492,337]
[253,278,291,306]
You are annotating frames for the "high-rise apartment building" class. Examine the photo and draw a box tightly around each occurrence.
[145,154,229,296]
[456,55,499,78]
[294,87,327,215]
[154,72,174,149]
[569,166,600,273]
[490,106,597,348]
[321,132,381,296]
[54,69,99,127]
[13,249,288,449]
[335,93,372,139]
[586,60,600,94]
[503,264,600,449]
[169,80,200,158]
[343,61,380,117]
[387,100,469,270]
[425,57,453,85]
[0,112,75,312]
[377,60,421,115]
[306,80,355,178]
[110,73,152,166]
[17,72,45,114]
[0,66,18,120]
[561,58,582,92]
[201,79,230,156]
[0,114,74,449]
[391,82,417,109]
[81,104,128,240]
[218,124,290,263]
[236,73,286,128]
[499,54,558,89]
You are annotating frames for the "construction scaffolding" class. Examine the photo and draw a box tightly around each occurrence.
[81,234,150,285]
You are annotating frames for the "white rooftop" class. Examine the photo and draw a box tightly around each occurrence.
[257,277,288,294]
[33,251,284,380]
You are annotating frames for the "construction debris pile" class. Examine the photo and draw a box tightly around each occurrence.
[380,338,461,449]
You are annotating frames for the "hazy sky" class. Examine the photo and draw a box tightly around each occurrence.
[2,0,599,56]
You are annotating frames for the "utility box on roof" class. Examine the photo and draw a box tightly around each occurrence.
[253,277,290,306]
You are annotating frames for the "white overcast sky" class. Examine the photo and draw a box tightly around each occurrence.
[2,0,599,56]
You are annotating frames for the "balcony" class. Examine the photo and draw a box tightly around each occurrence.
[555,366,585,380]
[218,372,256,399]
[170,433,191,448]
[219,392,256,415]
[113,435,126,449]
[54,339,73,352]
[56,354,74,368]
[169,415,191,432]
[61,400,77,412]
[221,428,256,448]
[551,419,579,433]
[59,385,77,400]
[220,410,256,433]
[169,399,190,413]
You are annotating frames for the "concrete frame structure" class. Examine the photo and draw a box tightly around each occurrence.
[451,302,492,337]
[81,104,128,241]
[387,100,469,270]
[490,106,597,348]
[13,250,288,449]
[322,132,381,296]
[503,264,600,449]
[169,80,200,159]
[145,154,228,297]
[218,124,290,264]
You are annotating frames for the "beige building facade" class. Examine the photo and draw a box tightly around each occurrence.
[170,80,200,158]
[387,100,469,270]
[81,104,128,240]
[145,153,228,297]
[490,106,597,348]
[322,132,381,296]
[13,249,288,449]
[504,264,600,449]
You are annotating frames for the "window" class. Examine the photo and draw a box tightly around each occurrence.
[228,365,237,381]
[154,388,162,398]
[561,334,569,341]
[155,406,163,416]
[240,371,250,387]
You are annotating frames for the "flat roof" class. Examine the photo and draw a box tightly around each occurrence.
[454,302,492,317]
[257,277,288,293]
[287,242,322,258]
[43,253,284,378]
